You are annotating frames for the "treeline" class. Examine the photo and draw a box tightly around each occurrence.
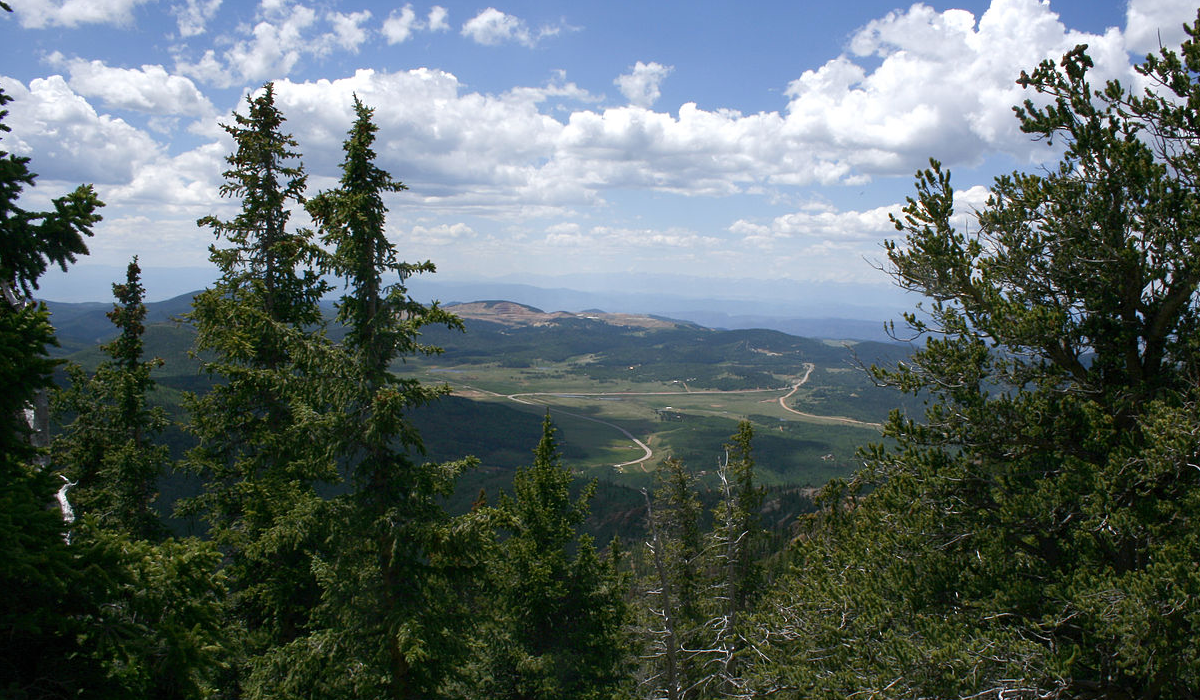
[6,12,1200,700]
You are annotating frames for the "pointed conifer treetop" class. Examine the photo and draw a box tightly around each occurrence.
[182,82,338,670]
[484,411,631,700]
[104,257,163,432]
[308,95,461,386]
[198,82,323,328]
[106,257,148,372]
[509,411,591,550]
[52,257,169,540]
[254,96,475,700]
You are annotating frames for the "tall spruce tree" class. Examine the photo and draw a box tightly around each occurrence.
[752,19,1200,699]
[182,83,336,688]
[51,259,227,699]
[245,96,478,700]
[53,257,169,540]
[478,412,632,700]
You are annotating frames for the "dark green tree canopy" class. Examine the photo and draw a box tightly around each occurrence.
[0,89,101,299]
[53,257,170,540]
[753,15,1200,700]
[1,77,225,700]
[199,82,326,330]
[308,95,459,388]
[478,412,631,700]
[181,83,339,688]
[242,97,480,700]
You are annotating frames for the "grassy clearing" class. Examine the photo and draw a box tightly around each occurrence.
[403,358,883,489]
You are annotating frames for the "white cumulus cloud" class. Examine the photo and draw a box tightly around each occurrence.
[13,0,1187,253]
[252,0,1146,220]
[8,0,153,28]
[268,68,565,204]
[461,7,530,46]
[382,4,419,44]
[174,0,374,87]
[782,0,1131,173]
[0,73,226,225]
[460,7,564,48]
[381,4,450,44]
[328,9,371,52]
[614,61,673,108]
[224,2,317,82]
[0,75,162,184]
[1124,0,1198,55]
[427,5,449,32]
[171,0,221,37]
[51,56,215,117]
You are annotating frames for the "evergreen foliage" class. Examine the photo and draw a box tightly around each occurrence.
[53,258,170,540]
[196,82,325,333]
[0,80,107,697]
[2,76,224,699]
[475,412,633,699]
[66,525,227,700]
[52,260,229,699]
[752,21,1200,699]
[307,96,442,384]
[49,258,228,698]
[18,11,1200,697]
[245,96,480,699]
[0,91,99,300]
[180,83,338,689]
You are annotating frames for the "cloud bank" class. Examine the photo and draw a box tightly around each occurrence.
[7,0,1200,279]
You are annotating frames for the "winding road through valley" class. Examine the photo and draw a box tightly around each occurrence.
[452,362,881,471]
[776,364,883,429]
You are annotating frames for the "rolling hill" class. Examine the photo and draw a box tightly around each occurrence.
[43,293,919,538]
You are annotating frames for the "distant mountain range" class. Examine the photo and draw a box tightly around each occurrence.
[38,266,917,342]
[409,278,911,342]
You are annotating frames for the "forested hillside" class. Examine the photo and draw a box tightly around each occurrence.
[45,291,911,484]
[6,7,1200,698]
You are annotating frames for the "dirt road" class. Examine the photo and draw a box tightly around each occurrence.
[453,363,878,471]
[777,363,883,429]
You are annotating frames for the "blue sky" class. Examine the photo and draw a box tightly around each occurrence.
[3,0,1196,302]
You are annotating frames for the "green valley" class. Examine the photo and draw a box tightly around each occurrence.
[47,295,912,494]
